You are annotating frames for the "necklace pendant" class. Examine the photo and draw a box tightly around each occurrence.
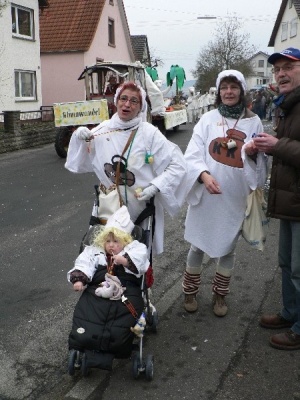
[227,139,237,149]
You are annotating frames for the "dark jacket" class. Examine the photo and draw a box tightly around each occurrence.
[267,86,300,220]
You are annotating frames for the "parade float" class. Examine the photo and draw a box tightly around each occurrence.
[53,61,187,158]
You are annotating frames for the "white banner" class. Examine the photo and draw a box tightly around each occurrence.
[164,109,187,130]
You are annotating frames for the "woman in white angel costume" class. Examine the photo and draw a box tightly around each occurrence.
[65,81,187,255]
[182,70,267,316]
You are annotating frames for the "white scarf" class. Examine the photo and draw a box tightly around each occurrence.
[107,113,142,131]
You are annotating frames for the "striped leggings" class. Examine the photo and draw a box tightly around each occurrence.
[182,245,235,296]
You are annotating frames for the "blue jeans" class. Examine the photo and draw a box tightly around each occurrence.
[279,219,300,335]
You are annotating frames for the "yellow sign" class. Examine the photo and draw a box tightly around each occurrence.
[53,100,109,127]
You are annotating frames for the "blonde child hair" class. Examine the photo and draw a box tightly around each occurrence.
[92,226,133,250]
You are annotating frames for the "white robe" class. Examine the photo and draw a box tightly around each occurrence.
[65,119,187,255]
[184,109,267,258]
[67,240,150,281]
[187,93,201,123]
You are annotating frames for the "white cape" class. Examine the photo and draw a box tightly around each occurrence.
[65,120,187,254]
[184,109,267,257]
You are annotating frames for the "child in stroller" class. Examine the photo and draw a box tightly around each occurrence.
[67,206,153,378]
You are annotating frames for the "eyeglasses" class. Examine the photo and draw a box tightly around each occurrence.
[272,64,300,74]
[220,85,240,91]
[118,95,140,105]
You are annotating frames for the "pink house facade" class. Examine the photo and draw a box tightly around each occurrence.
[40,0,135,106]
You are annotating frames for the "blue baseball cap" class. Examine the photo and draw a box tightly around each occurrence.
[268,47,300,65]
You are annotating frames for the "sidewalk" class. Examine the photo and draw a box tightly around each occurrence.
[81,217,300,400]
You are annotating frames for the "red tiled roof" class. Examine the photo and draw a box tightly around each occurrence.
[40,0,105,52]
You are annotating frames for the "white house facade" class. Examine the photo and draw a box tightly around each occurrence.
[0,0,47,112]
[269,0,300,51]
[246,52,273,90]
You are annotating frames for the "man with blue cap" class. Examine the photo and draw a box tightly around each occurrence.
[253,48,300,350]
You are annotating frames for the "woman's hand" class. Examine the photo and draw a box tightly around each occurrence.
[200,172,222,194]
[75,126,93,141]
[136,185,159,201]
[244,140,258,156]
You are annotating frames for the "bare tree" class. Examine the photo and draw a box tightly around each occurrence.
[192,17,256,92]
[149,47,164,68]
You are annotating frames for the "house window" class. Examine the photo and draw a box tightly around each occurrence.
[108,18,115,46]
[281,22,288,41]
[289,0,293,8]
[258,60,264,68]
[290,18,298,37]
[15,70,36,100]
[109,0,114,4]
[11,5,34,39]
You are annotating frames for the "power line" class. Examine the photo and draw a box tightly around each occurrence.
[125,5,212,15]
[125,4,278,21]
[132,17,276,29]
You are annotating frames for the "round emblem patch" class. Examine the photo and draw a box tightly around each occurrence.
[77,327,85,334]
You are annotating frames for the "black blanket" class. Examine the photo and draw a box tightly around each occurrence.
[68,264,144,359]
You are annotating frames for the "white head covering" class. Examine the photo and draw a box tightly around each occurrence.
[114,83,147,114]
[105,206,134,234]
[216,70,247,92]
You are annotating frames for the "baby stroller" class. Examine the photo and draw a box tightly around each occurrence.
[68,185,158,380]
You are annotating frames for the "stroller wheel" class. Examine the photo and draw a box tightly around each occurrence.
[146,310,158,333]
[131,352,140,379]
[150,310,158,333]
[81,353,89,377]
[68,349,77,376]
[145,354,154,381]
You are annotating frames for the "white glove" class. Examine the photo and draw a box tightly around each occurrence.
[137,185,159,201]
[76,126,92,140]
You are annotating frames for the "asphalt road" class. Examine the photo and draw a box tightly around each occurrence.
[0,120,299,400]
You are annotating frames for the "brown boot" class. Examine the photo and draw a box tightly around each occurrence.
[212,293,228,317]
[259,313,293,329]
[270,330,300,350]
[184,294,198,312]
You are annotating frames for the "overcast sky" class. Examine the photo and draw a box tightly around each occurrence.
[123,0,282,82]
